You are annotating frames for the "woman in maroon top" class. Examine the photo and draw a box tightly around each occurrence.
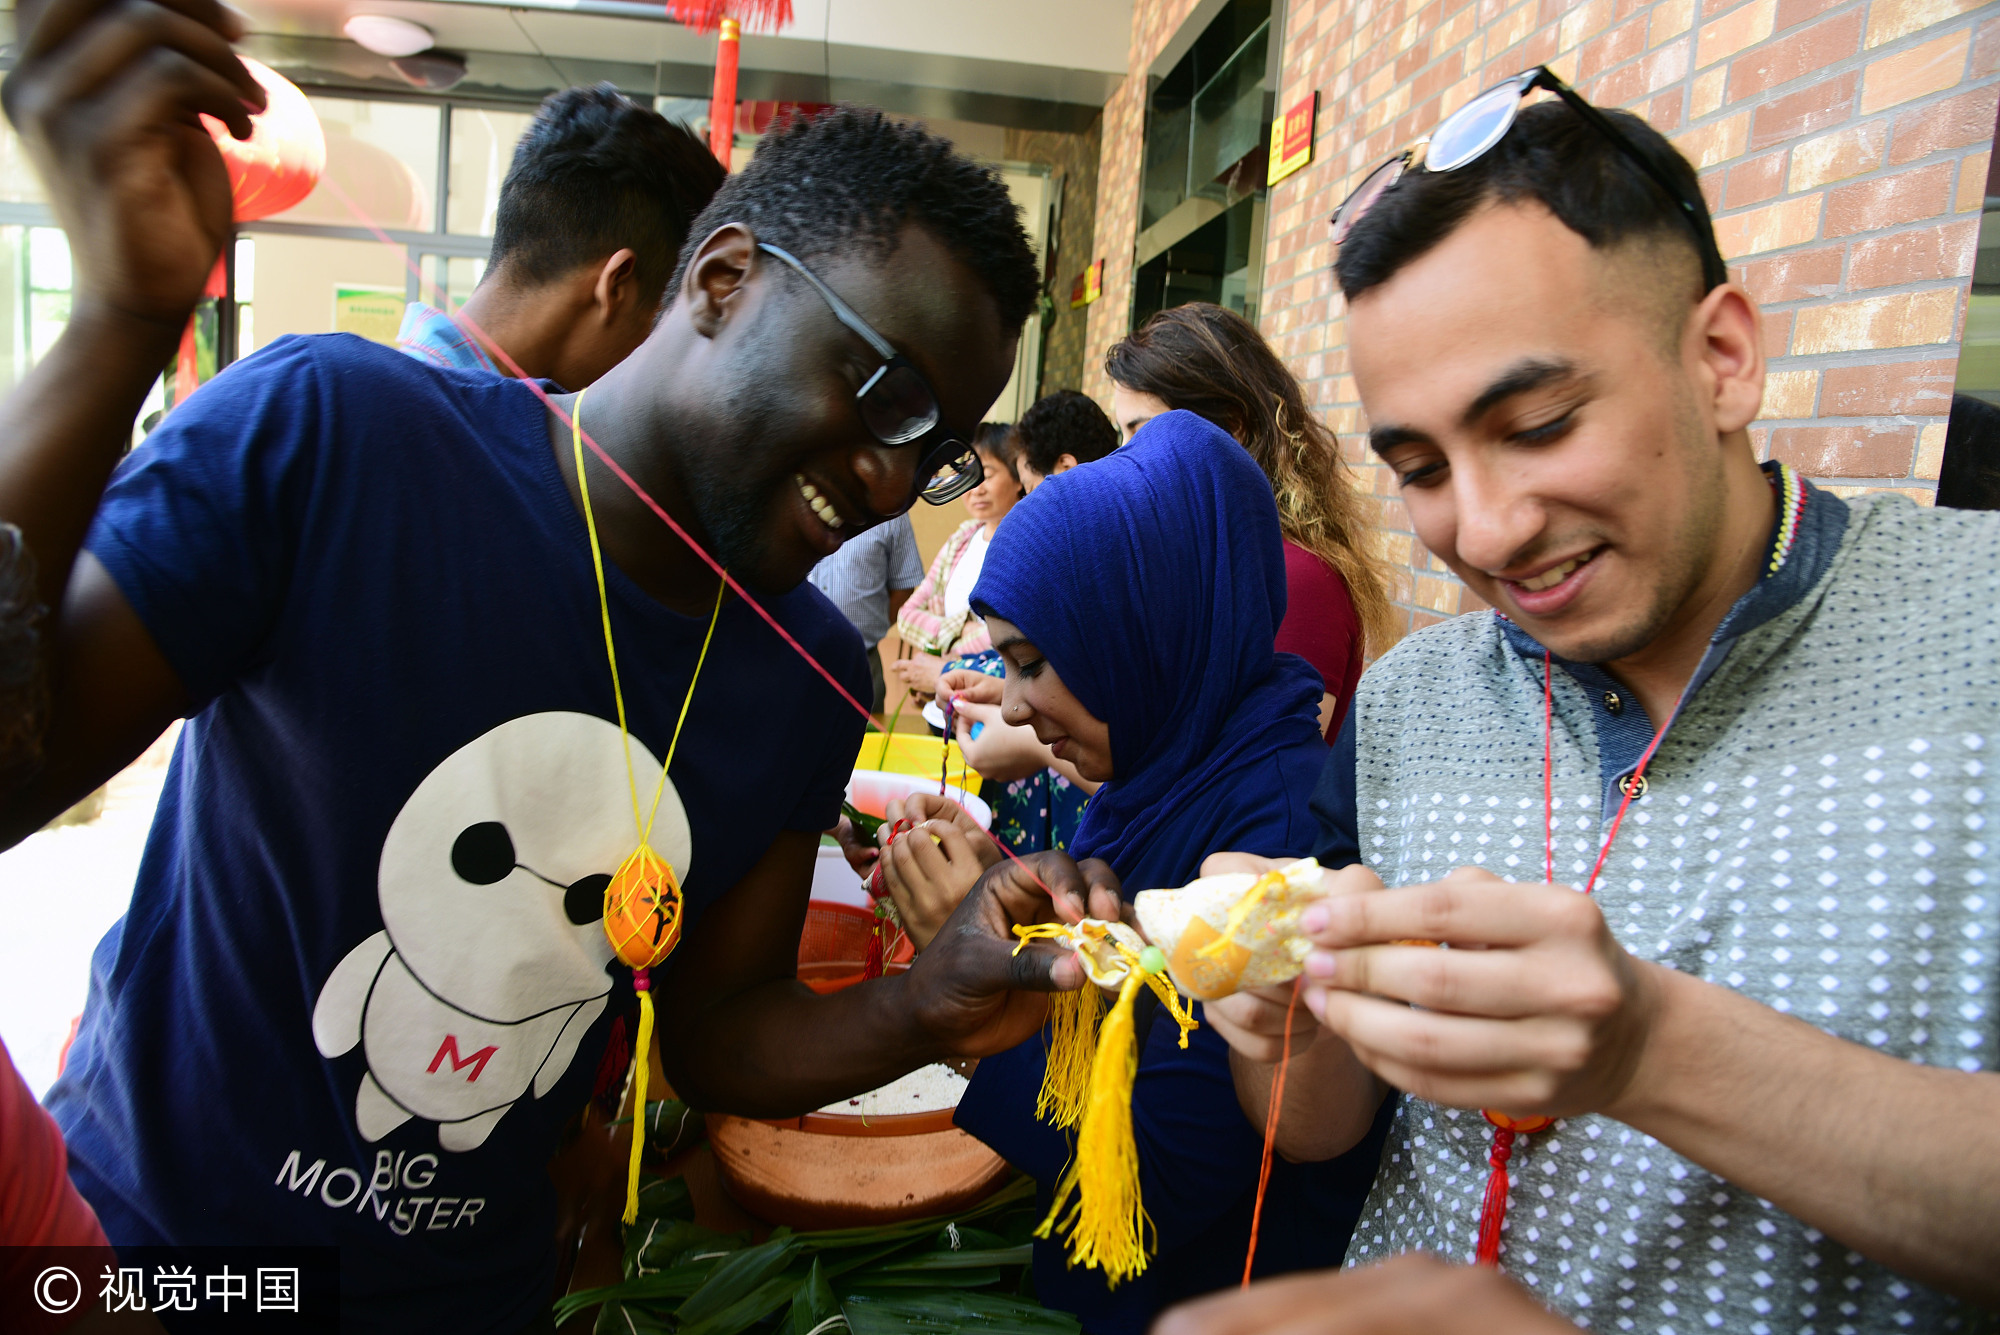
[1106,304,1394,737]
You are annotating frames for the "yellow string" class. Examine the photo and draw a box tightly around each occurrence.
[571,387,723,1227]
[571,386,726,849]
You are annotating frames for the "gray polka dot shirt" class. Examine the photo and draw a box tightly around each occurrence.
[1347,484,1997,1334]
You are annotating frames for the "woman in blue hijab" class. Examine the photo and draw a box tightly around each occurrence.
[951,410,1391,1334]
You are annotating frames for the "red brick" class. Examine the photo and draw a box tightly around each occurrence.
[1889,84,2000,165]
[1865,0,1985,50]
[1727,150,1790,206]
[1775,0,1846,32]
[1412,48,1466,106]
[1649,87,1687,130]
[1770,423,1918,475]
[1751,71,1857,149]
[1959,150,1992,213]
[1846,216,1981,286]
[1979,15,2000,79]
[1697,0,1775,67]
[1700,168,1725,210]
[1725,10,1863,101]
[1824,161,1954,235]
[1789,121,1887,189]
[1580,14,1650,79]
[1518,25,1560,69]
[1761,308,1794,358]
[1820,358,1960,415]
[1737,243,1845,301]
[1860,29,1972,115]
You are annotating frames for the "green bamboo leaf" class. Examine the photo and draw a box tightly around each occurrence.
[843,1268,1003,1289]
[782,1258,846,1335]
[676,1275,802,1335]
[872,1247,1032,1272]
[675,1237,803,1326]
[590,1299,675,1334]
[838,1291,1081,1335]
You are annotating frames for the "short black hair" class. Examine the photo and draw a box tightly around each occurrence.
[1334,100,1715,306]
[489,85,725,303]
[1015,390,1118,476]
[974,420,1020,482]
[669,106,1040,332]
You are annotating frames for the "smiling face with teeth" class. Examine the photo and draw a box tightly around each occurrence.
[565,223,1019,605]
[1348,203,1775,712]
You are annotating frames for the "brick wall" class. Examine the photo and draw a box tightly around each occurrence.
[1006,118,1105,393]
[1088,0,1998,642]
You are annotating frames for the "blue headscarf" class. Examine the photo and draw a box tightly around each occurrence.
[970,409,1326,890]
[958,411,1349,1334]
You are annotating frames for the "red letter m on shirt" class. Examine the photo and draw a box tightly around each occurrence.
[428,1034,498,1082]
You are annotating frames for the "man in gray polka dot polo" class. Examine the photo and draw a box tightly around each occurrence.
[1174,90,1998,1334]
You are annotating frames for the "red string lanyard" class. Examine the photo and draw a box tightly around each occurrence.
[317,177,1058,906]
[1473,649,1675,1266]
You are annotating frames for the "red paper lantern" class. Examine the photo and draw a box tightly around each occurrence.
[202,57,325,223]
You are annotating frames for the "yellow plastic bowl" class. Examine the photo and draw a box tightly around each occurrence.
[854,732,980,797]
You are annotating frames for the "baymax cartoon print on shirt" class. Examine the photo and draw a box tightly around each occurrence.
[312,712,691,1151]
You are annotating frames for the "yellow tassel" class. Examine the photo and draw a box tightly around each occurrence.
[1039,986,1106,1129]
[622,980,655,1226]
[1037,971,1150,1287]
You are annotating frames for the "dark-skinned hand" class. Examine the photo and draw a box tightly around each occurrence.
[2,0,265,333]
[897,848,1124,1057]
[1151,1253,1573,1335]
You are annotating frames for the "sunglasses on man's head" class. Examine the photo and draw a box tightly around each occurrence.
[1331,66,1729,292]
[757,243,983,511]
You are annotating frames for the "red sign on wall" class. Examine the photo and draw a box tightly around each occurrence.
[1267,92,1318,186]
[1069,259,1104,310]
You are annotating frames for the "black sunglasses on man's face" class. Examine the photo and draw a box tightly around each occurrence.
[1332,66,1729,292]
[757,243,983,511]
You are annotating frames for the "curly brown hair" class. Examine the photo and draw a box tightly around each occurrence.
[1105,304,1397,657]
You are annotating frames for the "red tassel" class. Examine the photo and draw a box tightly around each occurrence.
[1475,1127,1516,1266]
[668,0,793,33]
[862,902,888,980]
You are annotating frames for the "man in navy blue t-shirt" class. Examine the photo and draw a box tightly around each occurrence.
[0,11,1121,1330]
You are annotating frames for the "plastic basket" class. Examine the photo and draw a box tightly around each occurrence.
[855,731,980,797]
[798,900,912,993]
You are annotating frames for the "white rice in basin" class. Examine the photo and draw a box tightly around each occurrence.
[817,1062,968,1116]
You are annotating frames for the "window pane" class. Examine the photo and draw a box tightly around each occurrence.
[0,122,46,203]
[271,98,440,231]
[448,108,536,237]
[238,233,410,349]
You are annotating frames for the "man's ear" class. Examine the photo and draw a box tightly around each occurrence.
[1692,281,1764,439]
[1052,452,1080,474]
[591,247,640,324]
[679,223,757,340]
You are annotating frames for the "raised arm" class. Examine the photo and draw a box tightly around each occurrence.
[0,0,259,835]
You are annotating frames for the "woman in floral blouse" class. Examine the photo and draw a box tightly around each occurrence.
[888,422,1022,700]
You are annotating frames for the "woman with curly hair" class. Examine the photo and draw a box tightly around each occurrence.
[1106,303,1395,738]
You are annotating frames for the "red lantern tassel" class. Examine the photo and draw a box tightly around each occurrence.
[1474,1127,1516,1266]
